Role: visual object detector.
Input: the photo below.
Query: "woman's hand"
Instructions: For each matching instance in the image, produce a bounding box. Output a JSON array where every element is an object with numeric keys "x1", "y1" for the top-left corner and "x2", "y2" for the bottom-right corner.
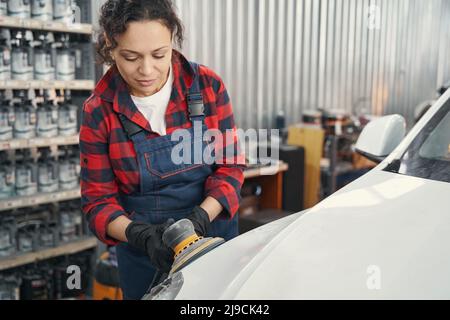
[
  {"x1": 186, "y1": 206, "x2": 211, "y2": 236},
  {"x1": 187, "y1": 196, "x2": 224, "y2": 236},
  {"x1": 125, "y1": 219, "x2": 175, "y2": 272}
]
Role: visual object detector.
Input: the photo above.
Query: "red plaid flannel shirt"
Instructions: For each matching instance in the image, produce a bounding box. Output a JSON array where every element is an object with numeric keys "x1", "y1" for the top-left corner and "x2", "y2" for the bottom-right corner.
[{"x1": 80, "y1": 50, "x2": 245, "y2": 245}]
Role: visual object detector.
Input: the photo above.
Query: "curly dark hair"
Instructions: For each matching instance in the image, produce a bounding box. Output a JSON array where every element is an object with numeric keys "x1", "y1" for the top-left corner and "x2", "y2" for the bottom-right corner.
[{"x1": 96, "y1": 0, "x2": 184, "y2": 65}]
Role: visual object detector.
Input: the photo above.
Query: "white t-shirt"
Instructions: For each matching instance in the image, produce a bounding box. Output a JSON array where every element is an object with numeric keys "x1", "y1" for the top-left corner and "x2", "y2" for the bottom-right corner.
[{"x1": 131, "y1": 65, "x2": 173, "y2": 136}]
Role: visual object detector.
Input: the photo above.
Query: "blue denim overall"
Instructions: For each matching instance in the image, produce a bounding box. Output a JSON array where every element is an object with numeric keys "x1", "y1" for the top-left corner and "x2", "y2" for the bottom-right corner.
[{"x1": 115, "y1": 63, "x2": 239, "y2": 300}]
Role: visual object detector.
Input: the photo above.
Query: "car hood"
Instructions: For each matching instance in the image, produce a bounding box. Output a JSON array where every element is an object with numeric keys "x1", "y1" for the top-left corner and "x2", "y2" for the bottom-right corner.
[{"x1": 175, "y1": 170, "x2": 450, "y2": 299}]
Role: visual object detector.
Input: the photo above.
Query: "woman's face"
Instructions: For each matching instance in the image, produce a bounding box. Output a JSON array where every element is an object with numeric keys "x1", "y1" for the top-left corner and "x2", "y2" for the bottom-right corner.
[{"x1": 110, "y1": 20, "x2": 173, "y2": 97}]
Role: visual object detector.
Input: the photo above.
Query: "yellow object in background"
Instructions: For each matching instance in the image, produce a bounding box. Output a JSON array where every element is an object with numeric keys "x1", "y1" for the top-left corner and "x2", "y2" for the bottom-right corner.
[
  {"x1": 92, "y1": 279, "x2": 123, "y2": 300},
  {"x1": 287, "y1": 125, "x2": 325, "y2": 208},
  {"x1": 92, "y1": 251, "x2": 123, "y2": 300}
]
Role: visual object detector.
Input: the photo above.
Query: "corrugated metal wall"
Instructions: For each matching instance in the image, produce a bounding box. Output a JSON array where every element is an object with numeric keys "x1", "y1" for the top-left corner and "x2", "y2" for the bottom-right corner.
[
  {"x1": 94, "y1": 0, "x2": 450, "y2": 129},
  {"x1": 173, "y1": 0, "x2": 450, "y2": 129}
]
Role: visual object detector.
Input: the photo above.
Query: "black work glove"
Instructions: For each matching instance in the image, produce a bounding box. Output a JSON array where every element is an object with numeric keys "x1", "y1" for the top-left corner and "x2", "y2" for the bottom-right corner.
[
  {"x1": 125, "y1": 219, "x2": 175, "y2": 272},
  {"x1": 186, "y1": 206, "x2": 211, "y2": 237}
]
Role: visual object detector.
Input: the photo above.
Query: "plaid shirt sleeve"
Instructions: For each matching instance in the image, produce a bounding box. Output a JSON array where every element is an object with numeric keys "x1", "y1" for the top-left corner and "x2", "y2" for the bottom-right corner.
[
  {"x1": 79, "y1": 95, "x2": 125, "y2": 246},
  {"x1": 203, "y1": 71, "x2": 246, "y2": 219}
]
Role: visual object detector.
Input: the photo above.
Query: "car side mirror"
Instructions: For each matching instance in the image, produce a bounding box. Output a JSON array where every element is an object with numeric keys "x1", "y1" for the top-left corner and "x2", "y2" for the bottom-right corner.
[{"x1": 355, "y1": 115, "x2": 406, "y2": 163}]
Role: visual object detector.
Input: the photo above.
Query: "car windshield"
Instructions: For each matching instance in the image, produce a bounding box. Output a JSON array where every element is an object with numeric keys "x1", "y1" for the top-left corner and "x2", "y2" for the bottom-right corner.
[{"x1": 384, "y1": 98, "x2": 450, "y2": 183}]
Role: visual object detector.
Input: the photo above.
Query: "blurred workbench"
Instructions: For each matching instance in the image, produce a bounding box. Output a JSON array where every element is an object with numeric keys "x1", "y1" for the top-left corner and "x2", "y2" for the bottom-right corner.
[{"x1": 243, "y1": 160, "x2": 288, "y2": 210}]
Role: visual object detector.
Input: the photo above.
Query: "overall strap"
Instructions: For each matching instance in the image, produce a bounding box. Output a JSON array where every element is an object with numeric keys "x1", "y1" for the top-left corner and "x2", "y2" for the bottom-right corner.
[
  {"x1": 119, "y1": 62, "x2": 205, "y2": 140},
  {"x1": 117, "y1": 113, "x2": 147, "y2": 143},
  {"x1": 187, "y1": 62, "x2": 205, "y2": 123}
]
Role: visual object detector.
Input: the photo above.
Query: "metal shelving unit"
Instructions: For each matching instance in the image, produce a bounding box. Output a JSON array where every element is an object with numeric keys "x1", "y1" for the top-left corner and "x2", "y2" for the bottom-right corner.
[
  {"x1": 0, "y1": 237, "x2": 97, "y2": 271},
  {"x1": 0, "y1": 6, "x2": 97, "y2": 277},
  {"x1": 0, "y1": 80, "x2": 95, "y2": 90},
  {"x1": 0, "y1": 135, "x2": 79, "y2": 151},
  {"x1": 0, "y1": 16, "x2": 92, "y2": 34},
  {"x1": 0, "y1": 188, "x2": 81, "y2": 212}
]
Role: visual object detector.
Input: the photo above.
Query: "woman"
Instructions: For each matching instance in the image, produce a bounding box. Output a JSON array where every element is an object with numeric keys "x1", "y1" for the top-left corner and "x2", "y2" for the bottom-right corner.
[{"x1": 80, "y1": 0, "x2": 244, "y2": 299}]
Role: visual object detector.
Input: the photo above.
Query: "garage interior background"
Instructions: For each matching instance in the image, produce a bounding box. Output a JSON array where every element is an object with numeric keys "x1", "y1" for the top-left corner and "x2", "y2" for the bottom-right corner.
[
  {"x1": 167, "y1": 0, "x2": 450, "y2": 129},
  {"x1": 0, "y1": 0, "x2": 449, "y2": 300}
]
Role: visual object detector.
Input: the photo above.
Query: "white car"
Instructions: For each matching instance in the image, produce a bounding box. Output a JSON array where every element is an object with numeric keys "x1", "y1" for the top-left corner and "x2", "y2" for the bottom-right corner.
[{"x1": 153, "y1": 89, "x2": 450, "y2": 300}]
